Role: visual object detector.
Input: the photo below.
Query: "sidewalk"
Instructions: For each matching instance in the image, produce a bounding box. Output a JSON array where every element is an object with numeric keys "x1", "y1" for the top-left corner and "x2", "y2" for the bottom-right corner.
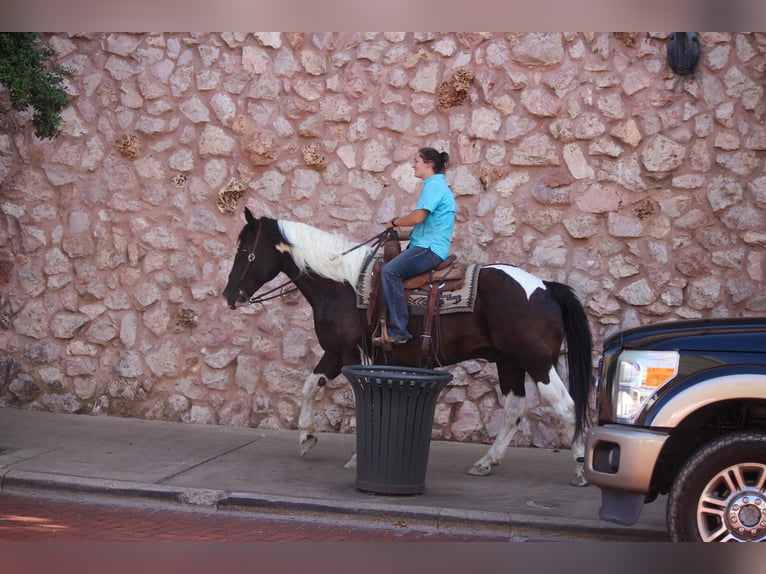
[{"x1": 0, "y1": 407, "x2": 668, "y2": 541}]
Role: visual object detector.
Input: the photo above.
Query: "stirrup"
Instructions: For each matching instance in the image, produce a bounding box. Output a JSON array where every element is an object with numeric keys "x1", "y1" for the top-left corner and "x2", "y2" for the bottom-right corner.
[
  {"x1": 373, "y1": 334, "x2": 410, "y2": 346},
  {"x1": 372, "y1": 320, "x2": 390, "y2": 348}
]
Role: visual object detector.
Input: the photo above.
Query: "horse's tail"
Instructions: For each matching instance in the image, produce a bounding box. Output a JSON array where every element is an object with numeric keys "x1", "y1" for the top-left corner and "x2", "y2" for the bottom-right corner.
[{"x1": 545, "y1": 281, "x2": 594, "y2": 438}]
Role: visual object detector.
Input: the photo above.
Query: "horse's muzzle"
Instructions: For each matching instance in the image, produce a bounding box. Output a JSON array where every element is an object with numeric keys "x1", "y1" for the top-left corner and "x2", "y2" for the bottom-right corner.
[
  {"x1": 222, "y1": 286, "x2": 246, "y2": 310},
  {"x1": 228, "y1": 292, "x2": 248, "y2": 309}
]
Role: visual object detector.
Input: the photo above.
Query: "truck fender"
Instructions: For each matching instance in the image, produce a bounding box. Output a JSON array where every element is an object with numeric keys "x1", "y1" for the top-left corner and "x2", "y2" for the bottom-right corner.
[{"x1": 648, "y1": 373, "x2": 766, "y2": 428}]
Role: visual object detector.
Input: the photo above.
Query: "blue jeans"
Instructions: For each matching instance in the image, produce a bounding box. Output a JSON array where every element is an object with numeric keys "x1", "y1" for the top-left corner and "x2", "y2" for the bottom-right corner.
[{"x1": 381, "y1": 246, "x2": 443, "y2": 339}]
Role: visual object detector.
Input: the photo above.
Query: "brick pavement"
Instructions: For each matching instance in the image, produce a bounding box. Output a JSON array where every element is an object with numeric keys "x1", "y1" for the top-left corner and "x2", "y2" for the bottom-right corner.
[{"x1": 0, "y1": 493, "x2": 513, "y2": 542}]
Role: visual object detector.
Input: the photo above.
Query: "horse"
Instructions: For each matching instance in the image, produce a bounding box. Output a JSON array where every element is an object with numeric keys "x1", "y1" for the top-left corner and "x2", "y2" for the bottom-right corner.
[{"x1": 223, "y1": 208, "x2": 594, "y2": 486}]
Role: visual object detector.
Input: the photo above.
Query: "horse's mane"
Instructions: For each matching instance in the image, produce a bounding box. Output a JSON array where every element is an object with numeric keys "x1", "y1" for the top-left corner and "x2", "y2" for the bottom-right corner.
[{"x1": 277, "y1": 221, "x2": 373, "y2": 292}]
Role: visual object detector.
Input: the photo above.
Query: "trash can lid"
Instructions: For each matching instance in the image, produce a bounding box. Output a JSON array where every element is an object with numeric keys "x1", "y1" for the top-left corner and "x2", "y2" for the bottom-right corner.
[{"x1": 342, "y1": 364, "x2": 453, "y2": 384}]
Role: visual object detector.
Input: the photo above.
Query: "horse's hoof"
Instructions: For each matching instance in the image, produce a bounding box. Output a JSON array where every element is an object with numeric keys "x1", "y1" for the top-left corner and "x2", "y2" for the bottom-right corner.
[
  {"x1": 570, "y1": 462, "x2": 589, "y2": 486},
  {"x1": 300, "y1": 434, "x2": 318, "y2": 456},
  {"x1": 467, "y1": 464, "x2": 492, "y2": 477},
  {"x1": 570, "y1": 475, "x2": 589, "y2": 487}
]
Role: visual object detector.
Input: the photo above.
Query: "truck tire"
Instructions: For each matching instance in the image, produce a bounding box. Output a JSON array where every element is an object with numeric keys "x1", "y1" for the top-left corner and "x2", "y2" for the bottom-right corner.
[{"x1": 667, "y1": 432, "x2": 766, "y2": 542}]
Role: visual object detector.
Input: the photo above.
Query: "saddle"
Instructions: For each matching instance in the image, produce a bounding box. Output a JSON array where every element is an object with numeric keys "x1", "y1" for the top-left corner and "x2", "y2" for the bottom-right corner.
[
  {"x1": 403, "y1": 254, "x2": 463, "y2": 291},
  {"x1": 369, "y1": 234, "x2": 464, "y2": 368}
]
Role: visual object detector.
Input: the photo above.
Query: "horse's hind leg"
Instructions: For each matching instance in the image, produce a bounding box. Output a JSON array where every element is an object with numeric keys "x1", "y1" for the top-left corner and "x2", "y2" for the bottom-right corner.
[
  {"x1": 536, "y1": 366, "x2": 588, "y2": 487},
  {"x1": 469, "y1": 361, "x2": 527, "y2": 477},
  {"x1": 468, "y1": 393, "x2": 528, "y2": 477},
  {"x1": 298, "y1": 372, "x2": 327, "y2": 456}
]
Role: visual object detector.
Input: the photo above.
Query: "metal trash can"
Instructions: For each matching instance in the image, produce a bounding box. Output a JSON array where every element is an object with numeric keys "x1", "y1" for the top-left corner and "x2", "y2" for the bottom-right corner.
[{"x1": 342, "y1": 364, "x2": 453, "y2": 495}]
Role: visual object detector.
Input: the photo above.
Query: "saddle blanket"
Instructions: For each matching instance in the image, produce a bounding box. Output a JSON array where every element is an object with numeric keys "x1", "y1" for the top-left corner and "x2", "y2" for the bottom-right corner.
[{"x1": 355, "y1": 257, "x2": 480, "y2": 316}]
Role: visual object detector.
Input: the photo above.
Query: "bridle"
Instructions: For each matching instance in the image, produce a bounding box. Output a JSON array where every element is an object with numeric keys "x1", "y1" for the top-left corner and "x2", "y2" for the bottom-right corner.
[{"x1": 236, "y1": 224, "x2": 299, "y2": 306}]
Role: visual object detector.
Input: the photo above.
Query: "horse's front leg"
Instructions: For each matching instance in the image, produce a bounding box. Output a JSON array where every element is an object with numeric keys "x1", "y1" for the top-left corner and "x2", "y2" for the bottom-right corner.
[
  {"x1": 298, "y1": 372, "x2": 328, "y2": 456},
  {"x1": 536, "y1": 367, "x2": 588, "y2": 487},
  {"x1": 299, "y1": 350, "x2": 346, "y2": 456}
]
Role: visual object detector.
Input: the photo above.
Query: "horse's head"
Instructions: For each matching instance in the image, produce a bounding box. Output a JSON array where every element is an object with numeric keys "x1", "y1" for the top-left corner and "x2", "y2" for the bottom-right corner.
[{"x1": 222, "y1": 208, "x2": 286, "y2": 309}]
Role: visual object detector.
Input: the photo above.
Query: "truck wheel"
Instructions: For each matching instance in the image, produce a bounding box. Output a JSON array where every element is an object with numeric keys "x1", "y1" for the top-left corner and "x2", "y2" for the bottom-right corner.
[{"x1": 667, "y1": 432, "x2": 766, "y2": 542}]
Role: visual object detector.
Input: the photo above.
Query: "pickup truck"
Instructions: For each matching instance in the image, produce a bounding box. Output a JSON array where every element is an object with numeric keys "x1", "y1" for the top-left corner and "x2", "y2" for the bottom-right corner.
[{"x1": 584, "y1": 317, "x2": 766, "y2": 542}]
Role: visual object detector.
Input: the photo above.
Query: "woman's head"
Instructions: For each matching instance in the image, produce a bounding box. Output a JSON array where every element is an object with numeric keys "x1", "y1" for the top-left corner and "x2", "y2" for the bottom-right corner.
[{"x1": 415, "y1": 147, "x2": 450, "y2": 176}]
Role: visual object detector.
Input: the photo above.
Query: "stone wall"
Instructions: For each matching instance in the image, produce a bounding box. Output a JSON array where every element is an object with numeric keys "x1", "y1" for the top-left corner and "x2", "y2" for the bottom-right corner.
[{"x1": 0, "y1": 32, "x2": 764, "y2": 449}]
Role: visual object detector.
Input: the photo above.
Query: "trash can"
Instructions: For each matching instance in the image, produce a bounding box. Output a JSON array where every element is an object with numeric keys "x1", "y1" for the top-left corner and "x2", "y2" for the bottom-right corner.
[{"x1": 342, "y1": 364, "x2": 453, "y2": 495}]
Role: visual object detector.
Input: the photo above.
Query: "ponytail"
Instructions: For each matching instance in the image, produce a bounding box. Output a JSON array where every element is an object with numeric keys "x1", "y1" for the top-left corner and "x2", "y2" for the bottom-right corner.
[{"x1": 418, "y1": 147, "x2": 450, "y2": 174}]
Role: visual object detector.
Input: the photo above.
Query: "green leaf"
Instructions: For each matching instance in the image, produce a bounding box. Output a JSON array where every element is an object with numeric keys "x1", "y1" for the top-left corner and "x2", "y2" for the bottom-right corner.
[{"x1": 0, "y1": 32, "x2": 71, "y2": 139}]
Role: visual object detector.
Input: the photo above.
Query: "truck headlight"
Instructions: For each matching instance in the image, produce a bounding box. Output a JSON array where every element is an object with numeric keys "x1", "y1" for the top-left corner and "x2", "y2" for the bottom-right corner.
[{"x1": 614, "y1": 350, "x2": 679, "y2": 423}]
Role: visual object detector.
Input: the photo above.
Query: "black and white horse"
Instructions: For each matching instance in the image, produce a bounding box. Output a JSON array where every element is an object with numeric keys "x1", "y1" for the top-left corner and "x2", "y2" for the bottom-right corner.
[{"x1": 223, "y1": 208, "x2": 594, "y2": 485}]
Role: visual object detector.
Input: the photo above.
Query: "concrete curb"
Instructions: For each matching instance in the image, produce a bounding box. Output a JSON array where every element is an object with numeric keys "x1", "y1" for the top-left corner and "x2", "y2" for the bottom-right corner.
[
  {"x1": 220, "y1": 491, "x2": 669, "y2": 541},
  {"x1": 1, "y1": 469, "x2": 668, "y2": 541},
  {"x1": 1, "y1": 470, "x2": 229, "y2": 506}
]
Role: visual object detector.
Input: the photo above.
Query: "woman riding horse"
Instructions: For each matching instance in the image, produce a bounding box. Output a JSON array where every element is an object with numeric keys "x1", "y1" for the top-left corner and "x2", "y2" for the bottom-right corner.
[{"x1": 380, "y1": 147, "x2": 455, "y2": 346}]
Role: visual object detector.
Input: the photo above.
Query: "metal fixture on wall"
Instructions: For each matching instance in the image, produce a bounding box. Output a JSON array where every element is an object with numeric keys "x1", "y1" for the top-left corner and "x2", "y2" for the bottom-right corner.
[{"x1": 667, "y1": 32, "x2": 701, "y2": 76}]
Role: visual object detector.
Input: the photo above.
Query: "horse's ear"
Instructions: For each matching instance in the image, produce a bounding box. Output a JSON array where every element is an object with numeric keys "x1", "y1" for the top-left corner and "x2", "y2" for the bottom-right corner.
[{"x1": 244, "y1": 207, "x2": 256, "y2": 226}]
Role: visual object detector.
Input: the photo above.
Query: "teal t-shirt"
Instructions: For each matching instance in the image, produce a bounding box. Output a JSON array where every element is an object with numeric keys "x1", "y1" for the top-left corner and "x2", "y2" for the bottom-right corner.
[{"x1": 409, "y1": 173, "x2": 455, "y2": 260}]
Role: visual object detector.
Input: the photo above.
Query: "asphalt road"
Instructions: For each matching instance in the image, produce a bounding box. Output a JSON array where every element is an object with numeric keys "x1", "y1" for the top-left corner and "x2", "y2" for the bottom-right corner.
[{"x1": 1, "y1": 492, "x2": 703, "y2": 574}]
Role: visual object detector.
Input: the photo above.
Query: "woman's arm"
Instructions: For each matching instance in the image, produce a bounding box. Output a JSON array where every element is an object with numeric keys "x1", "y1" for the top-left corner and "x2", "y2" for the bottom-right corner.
[{"x1": 386, "y1": 208, "x2": 428, "y2": 230}]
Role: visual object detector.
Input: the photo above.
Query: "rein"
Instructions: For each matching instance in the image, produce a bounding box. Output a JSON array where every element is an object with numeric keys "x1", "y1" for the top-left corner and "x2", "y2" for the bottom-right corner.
[
  {"x1": 347, "y1": 228, "x2": 391, "y2": 281},
  {"x1": 334, "y1": 229, "x2": 389, "y2": 259},
  {"x1": 241, "y1": 227, "x2": 391, "y2": 307},
  {"x1": 247, "y1": 280, "x2": 298, "y2": 305}
]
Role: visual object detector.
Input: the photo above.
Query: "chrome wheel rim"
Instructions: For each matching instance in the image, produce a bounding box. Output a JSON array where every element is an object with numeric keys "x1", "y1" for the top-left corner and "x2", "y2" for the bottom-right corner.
[{"x1": 697, "y1": 462, "x2": 766, "y2": 542}]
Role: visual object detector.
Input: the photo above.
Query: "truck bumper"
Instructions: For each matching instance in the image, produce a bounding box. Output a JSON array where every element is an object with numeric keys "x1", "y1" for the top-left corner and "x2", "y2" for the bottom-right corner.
[{"x1": 584, "y1": 425, "x2": 669, "y2": 526}]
